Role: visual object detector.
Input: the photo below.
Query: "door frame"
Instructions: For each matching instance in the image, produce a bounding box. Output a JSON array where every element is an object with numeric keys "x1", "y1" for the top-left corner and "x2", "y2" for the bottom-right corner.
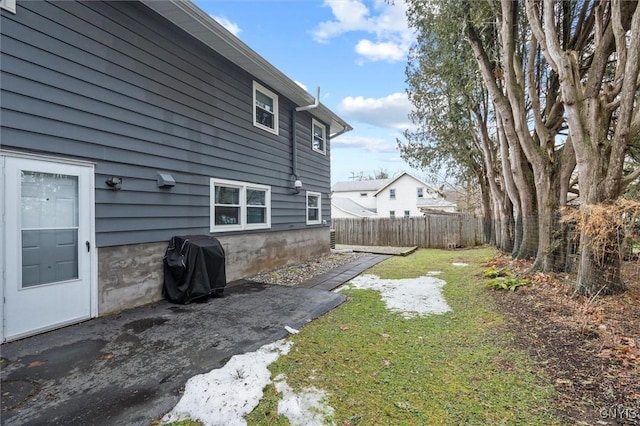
[{"x1": 1, "y1": 150, "x2": 98, "y2": 342}]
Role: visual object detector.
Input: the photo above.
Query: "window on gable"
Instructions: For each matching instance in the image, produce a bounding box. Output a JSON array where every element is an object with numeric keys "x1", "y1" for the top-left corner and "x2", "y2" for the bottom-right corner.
[
  {"x1": 253, "y1": 81, "x2": 279, "y2": 135},
  {"x1": 211, "y1": 178, "x2": 271, "y2": 232},
  {"x1": 306, "y1": 191, "x2": 322, "y2": 225},
  {"x1": 417, "y1": 188, "x2": 424, "y2": 198},
  {"x1": 312, "y1": 119, "x2": 326, "y2": 154},
  {"x1": 0, "y1": 0, "x2": 16, "y2": 13},
  {"x1": 389, "y1": 189, "x2": 396, "y2": 199}
]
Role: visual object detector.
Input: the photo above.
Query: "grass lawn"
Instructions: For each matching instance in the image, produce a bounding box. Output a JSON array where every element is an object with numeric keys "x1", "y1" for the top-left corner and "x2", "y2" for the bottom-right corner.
[{"x1": 245, "y1": 248, "x2": 560, "y2": 425}]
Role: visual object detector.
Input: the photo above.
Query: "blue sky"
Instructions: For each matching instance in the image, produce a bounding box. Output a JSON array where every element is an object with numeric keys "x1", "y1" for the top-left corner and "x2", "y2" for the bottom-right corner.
[{"x1": 192, "y1": 0, "x2": 422, "y2": 185}]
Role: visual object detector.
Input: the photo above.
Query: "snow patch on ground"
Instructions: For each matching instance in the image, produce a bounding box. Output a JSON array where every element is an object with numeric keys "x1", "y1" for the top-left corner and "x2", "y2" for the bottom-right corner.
[
  {"x1": 163, "y1": 272, "x2": 455, "y2": 425},
  {"x1": 342, "y1": 274, "x2": 451, "y2": 317},
  {"x1": 452, "y1": 262, "x2": 469, "y2": 266},
  {"x1": 162, "y1": 339, "x2": 293, "y2": 426},
  {"x1": 274, "y1": 374, "x2": 335, "y2": 426}
]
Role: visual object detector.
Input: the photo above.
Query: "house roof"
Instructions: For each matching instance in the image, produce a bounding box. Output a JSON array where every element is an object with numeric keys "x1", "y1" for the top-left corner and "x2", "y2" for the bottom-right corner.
[
  {"x1": 332, "y1": 179, "x2": 390, "y2": 192},
  {"x1": 416, "y1": 198, "x2": 457, "y2": 208},
  {"x1": 373, "y1": 171, "x2": 435, "y2": 196},
  {"x1": 332, "y1": 172, "x2": 443, "y2": 196},
  {"x1": 140, "y1": 0, "x2": 352, "y2": 138},
  {"x1": 331, "y1": 197, "x2": 378, "y2": 217}
]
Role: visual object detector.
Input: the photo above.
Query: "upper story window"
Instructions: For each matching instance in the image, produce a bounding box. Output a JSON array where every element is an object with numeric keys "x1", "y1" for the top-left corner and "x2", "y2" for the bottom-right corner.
[
  {"x1": 417, "y1": 188, "x2": 424, "y2": 198},
  {"x1": 306, "y1": 191, "x2": 322, "y2": 225},
  {"x1": 210, "y1": 178, "x2": 271, "y2": 232},
  {"x1": 389, "y1": 189, "x2": 396, "y2": 199},
  {"x1": 0, "y1": 0, "x2": 16, "y2": 13},
  {"x1": 253, "y1": 81, "x2": 279, "y2": 135},
  {"x1": 312, "y1": 119, "x2": 326, "y2": 154}
]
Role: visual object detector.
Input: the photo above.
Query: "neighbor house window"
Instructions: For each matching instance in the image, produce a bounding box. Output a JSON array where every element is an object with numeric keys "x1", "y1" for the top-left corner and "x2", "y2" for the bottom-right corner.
[
  {"x1": 0, "y1": 0, "x2": 16, "y2": 13},
  {"x1": 210, "y1": 178, "x2": 271, "y2": 232},
  {"x1": 389, "y1": 189, "x2": 396, "y2": 199},
  {"x1": 417, "y1": 188, "x2": 424, "y2": 198},
  {"x1": 390, "y1": 210, "x2": 396, "y2": 218},
  {"x1": 312, "y1": 119, "x2": 326, "y2": 154},
  {"x1": 404, "y1": 210, "x2": 410, "y2": 218},
  {"x1": 253, "y1": 81, "x2": 279, "y2": 135},
  {"x1": 306, "y1": 191, "x2": 322, "y2": 225}
]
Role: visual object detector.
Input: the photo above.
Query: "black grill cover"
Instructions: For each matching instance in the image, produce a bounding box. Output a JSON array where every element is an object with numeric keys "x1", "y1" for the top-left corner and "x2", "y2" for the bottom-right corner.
[{"x1": 163, "y1": 235, "x2": 226, "y2": 304}]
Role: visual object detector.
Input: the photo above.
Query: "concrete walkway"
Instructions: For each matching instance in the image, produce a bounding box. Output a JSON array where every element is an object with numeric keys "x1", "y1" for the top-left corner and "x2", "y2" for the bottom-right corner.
[
  {"x1": 0, "y1": 254, "x2": 389, "y2": 426},
  {"x1": 296, "y1": 253, "x2": 391, "y2": 291}
]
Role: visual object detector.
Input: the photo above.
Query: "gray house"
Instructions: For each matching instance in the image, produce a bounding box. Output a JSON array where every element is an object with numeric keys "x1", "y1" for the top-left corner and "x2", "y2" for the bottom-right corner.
[{"x1": 0, "y1": 0, "x2": 351, "y2": 341}]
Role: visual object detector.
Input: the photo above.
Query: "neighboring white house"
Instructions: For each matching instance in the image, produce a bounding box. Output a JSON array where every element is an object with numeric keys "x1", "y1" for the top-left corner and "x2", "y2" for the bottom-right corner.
[{"x1": 331, "y1": 172, "x2": 457, "y2": 219}]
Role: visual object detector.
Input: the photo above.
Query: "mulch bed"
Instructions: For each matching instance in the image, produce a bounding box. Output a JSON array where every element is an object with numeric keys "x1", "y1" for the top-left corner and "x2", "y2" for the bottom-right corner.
[{"x1": 488, "y1": 255, "x2": 640, "y2": 425}]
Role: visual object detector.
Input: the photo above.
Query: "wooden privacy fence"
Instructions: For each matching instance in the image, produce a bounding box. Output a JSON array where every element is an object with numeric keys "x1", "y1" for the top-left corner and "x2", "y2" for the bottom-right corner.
[{"x1": 332, "y1": 214, "x2": 486, "y2": 249}]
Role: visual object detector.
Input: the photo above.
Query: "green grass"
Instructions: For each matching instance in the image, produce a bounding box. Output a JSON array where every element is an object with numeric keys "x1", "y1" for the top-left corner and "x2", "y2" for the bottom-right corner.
[{"x1": 246, "y1": 248, "x2": 560, "y2": 425}]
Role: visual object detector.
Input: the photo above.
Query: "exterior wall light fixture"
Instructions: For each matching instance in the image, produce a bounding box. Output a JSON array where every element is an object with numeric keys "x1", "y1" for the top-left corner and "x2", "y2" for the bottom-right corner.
[
  {"x1": 106, "y1": 176, "x2": 123, "y2": 191},
  {"x1": 293, "y1": 179, "x2": 302, "y2": 195}
]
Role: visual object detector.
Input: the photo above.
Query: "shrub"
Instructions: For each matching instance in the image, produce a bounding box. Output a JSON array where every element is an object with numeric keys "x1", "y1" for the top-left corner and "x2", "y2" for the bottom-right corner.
[{"x1": 486, "y1": 277, "x2": 529, "y2": 291}]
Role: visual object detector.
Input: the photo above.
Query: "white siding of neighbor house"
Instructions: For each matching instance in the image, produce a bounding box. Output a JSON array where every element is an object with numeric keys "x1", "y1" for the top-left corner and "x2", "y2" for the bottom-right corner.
[{"x1": 376, "y1": 174, "x2": 436, "y2": 217}]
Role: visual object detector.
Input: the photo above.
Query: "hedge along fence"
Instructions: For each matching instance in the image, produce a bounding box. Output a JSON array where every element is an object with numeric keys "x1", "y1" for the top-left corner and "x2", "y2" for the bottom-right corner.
[{"x1": 332, "y1": 214, "x2": 487, "y2": 249}]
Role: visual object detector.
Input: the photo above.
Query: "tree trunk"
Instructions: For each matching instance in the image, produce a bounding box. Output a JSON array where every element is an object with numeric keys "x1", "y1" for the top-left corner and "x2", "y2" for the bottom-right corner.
[
  {"x1": 575, "y1": 173, "x2": 628, "y2": 295},
  {"x1": 576, "y1": 231, "x2": 627, "y2": 295}
]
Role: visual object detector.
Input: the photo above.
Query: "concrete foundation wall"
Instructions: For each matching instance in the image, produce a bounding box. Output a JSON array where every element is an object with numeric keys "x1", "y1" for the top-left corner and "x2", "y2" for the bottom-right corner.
[{"x1": 97, "y1": 228, "x2": 330, "y2": 315}]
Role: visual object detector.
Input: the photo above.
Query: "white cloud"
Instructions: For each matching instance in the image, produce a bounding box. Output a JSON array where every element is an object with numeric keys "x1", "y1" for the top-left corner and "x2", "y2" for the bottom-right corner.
[
  {"x1": 330, "y1": 135, "x2": 396, "y2": 153},
  {"x1": 337, "y1": 92, "x2": 413, "y2": 130},
  {"x1": 313, "y1": 0, "x2": 413, "y2": 63},
  {"x1": 355, "y1": 39, "x2": 406, "y2": 62},
  {"x1": 313, "y1": 0, "x2": 371, "y2": 41},
  {"x1": 210, "y1": 15, "x2": 241, "y2": 36}
]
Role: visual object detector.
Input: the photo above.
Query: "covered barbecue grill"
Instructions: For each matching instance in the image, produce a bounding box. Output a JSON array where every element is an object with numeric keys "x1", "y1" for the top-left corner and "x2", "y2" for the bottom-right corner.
[{"x1": 163, "y1": 235, "x2": 226, "y2": 304}]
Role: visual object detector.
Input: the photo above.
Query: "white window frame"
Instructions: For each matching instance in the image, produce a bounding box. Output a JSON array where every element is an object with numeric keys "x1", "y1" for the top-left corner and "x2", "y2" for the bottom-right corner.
[
  {"x1": 404, "y1": 210, "x2": 410, "y2": 218},
  {"x1": 306, "y1": 191, "x2": 322, "y2": 225},
  {"x1": 311, "y1": 119, "x2": 326, "y2": 154},
  {"x1": 253, "y1": 81, "x2": 279, "y2": 135},
  {"x1": 417, "y1": 187, "x2": 424, "y2": 198},
  {"x1": 389, "y1": 189, "x2": 396, "y2": 200},
  {"x1": 0, "y1": 0, "x2": 16, "y2": 13},
  {"x1": 210, "y1": 178, "x2": 271, "y2": 232},
  {"x1": 390, "y1": 210, "x2": 396, "y2": 218}
]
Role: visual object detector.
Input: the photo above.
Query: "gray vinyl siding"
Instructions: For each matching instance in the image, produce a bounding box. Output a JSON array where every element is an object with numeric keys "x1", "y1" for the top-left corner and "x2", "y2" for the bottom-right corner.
[{"x1": 0, "y1": 0, "x2": 332, "y2": 247}]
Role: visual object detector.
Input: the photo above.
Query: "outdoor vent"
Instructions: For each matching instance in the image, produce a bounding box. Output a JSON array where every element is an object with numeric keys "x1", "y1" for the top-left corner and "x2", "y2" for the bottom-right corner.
[{"x1": 157, "y1": 173, "x2": 176, "y2": 188}]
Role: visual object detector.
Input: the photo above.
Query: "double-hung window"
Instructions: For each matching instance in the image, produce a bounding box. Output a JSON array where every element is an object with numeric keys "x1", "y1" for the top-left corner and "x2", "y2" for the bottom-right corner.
[
  {"x1": 211, "y1": 178, "x2": 271, "y2": 232},
  {"x1": 389, "y1": 189, "x2": 396, "y2": 199},
  {"x1": 312, "y1": 119, "x2": 326, "y2": 154},
  {"x1": 253, "y1": 81, "x2": 279, "y2": 135},
  {"x1": 417, "y1": 187, "x2": 424, "y2": 198},
  {"x1": 306, "y1": 191, "x2": 322, "y2": 225}
]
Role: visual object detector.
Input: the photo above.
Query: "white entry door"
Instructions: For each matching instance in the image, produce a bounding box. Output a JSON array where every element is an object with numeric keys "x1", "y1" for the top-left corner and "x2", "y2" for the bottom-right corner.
[{"x1": 2, "y1": 155, "x2": 95, "y2": 341}]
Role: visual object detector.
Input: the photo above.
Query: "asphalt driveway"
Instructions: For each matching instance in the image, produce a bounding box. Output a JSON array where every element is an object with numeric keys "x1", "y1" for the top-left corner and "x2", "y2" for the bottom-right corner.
[{"x1": 0, "y1": 281, "x2": 346, "y2": 425}]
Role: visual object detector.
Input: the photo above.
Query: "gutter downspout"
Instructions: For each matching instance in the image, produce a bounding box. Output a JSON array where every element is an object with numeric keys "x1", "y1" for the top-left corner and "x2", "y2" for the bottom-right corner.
[{"x1": 291, "y1": 87, "x2": 321, "y2": 192}]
